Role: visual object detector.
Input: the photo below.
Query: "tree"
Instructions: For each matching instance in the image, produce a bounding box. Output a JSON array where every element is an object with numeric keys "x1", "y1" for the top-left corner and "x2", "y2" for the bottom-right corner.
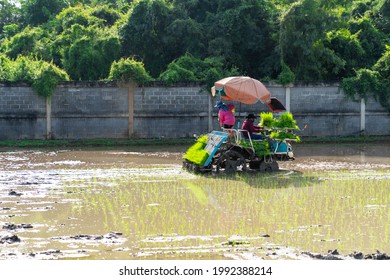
[
  {"x1": 278, "y1": 0, "x2": 339, "y2": 81},
  {"x1": 20, "y1": 0, "x2": 68, "y2": 26},
  {"x1": 62, "y1": 33, "x2": 121, "y2": 80},
  {"x1": 91, "y1": 4, "x2": 122, "y2": 26},
  {"x1": 342, "y1": 46, "x2": 390, "y2": 112},
  {"x1": 158, "y1": 53, "x2": 239, "y2": 89},
  {"x1": 55, "y1": 4, "x2": 104, "y2": 31},
  {"x1": 119, "y1": 0, "x2": 178, "y2": 77},
  {"x1": 348, "y1": 16, "x2": 389, "y2": 68},
  {"x1": 205, "y1": 0, "x2": 278, "y2": 78},
  {"x1": 322, "y1": 28, "x2": 365, "y2": 79},
  {"x1": 1, "y1": 26, "x2": 44, "y2": 59},
  {"x1": 0, "y1": 0, "x2": 21, "y2": 37},
  {"x1": 372, "y1": 0, "x2": 390, "y2": 34}
]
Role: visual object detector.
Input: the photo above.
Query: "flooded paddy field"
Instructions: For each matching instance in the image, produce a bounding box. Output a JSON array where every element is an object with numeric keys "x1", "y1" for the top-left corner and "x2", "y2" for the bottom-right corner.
[{"x1": 1, "y1": 143, "x2": 389, "y2": 260}]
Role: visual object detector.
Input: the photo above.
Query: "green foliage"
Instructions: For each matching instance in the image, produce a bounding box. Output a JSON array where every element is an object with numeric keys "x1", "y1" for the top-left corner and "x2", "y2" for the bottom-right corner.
[
  {"x1": 260, "y1": 112, "x2": 299, "y2": 130},
  {"x1": 259, "y1": 112, "x2": 275, "y2": 128},
  {"x1": 21, "y1": 0, "x2": 68, "y2": 26},
  {"x1": 342, "y1": 45, "x2": 390, "y2": 112},
  {"x1": 0, "y1": 1, "x2": 21, "y2": 37},
  {"x1": 91, "y1": 5, "x2": 121, "y2": 26},
  {"x1": 342, "y1": 68, "x2": 381, "y2": 101},
  {"x1": 1, "y1": 26, "x2": 44, "y2": 59},
  {"x1": 55, "y1": 4, "x2": 105, "y2": 31},
  {"x1": 0, "y1": 53, "x2": 12, "y2": 80},
  {"x1": 2, "y1": 24, "x2": 20, "y2": 39},
  {"x1": 9, "y1": 56, "x2": 37, "y2": 82},
  {"x1": 374, "y1": 45, "x2": 390, "y2": 78},
  {"x1": 348, "y1": 16, "x2": 389, "y2": 69},
  {"x1": 0, "y1": 54, "x2": 69, "y2": 97},
  {"x1": 119, "y1": 0, "x2": 176, "y2": 77},
  {"x1": 204, "y1": 0, "x2": 278, "y2": 78},
  {"x1": 32, "y1": 63, "x2": 69, "y2": 97},
  {"x1": 270, "y1": 130, "x2": 301, "y2": 142},
  {"x1": 261, "y1": 112, "x2": 300, "y2": 141},
  {"x1": 63, "y1": 33, "x2": 121, "y2": 80},
  {"x1": 273, "y1": 112, "x2": 299, "y2": 129},
  {"x1": 159, "y1": 63, "x2": 197, "y2": 84},
  {"x1": 108, "y1": 57, "x2": 152, "y2": 85},
  {"x1": 277, "y1": 60, "x2": 295, "y2": 85},
  {"x1": 0, "y1": 0, "x2": 388, "y2": 115},
  {"x1": 372, "y1": 0, "x2": 390, "y2": 34},
  {"x1": 322, "y1": 28, "x2": 365, "y2": 78},
  {"x1": 279, "y1": 0, "x2": 339, "y2": 81},
  {"x1": 159, "y1": 53, "x2": 239, "y2": 89},
  {"x1": 183, "y1": 135, "x2": 209, "y2": 166},
  {"x1": 239, "y1": 139, "x2": 270, "y2": 156}
]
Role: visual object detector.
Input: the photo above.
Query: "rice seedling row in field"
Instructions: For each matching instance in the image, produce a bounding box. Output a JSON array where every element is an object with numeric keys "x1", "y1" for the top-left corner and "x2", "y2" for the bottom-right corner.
[{"x1": 63, "y1": 168, "x2": 389, "y2": 257}]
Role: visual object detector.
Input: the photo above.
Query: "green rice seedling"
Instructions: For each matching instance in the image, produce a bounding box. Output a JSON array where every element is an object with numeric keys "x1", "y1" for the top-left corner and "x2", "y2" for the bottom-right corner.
[
  {"x1": 259, "y1": 112, "x2": 275, "y2": 128},
  {"x1": 270, "y1": 130, "x2": 301, "y2": 142},
  {"x1": 183, "y1": 135, "x2": 209, "y2": 166},
  {"x1": 239, "y1": 139, "x2": 270, "y2": 156},
  {"x1": 273, "y1": 112, "x2": 299, "y2": 129},
  {"x1": 60, "y1": 165, "x2": 389, "y2": 259}
]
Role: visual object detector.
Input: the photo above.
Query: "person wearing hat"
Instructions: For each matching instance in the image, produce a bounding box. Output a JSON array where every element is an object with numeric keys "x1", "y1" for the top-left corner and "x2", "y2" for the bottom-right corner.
[
  {"x1": 215, "y1": 101, "x2": 235, "y2": 129},
  {"x1": 241, "y1": 113, "x2": 263, "y2": 140}
]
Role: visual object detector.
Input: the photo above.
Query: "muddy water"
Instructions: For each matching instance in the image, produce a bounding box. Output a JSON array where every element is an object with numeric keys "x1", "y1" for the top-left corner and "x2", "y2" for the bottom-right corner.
[{"x1": 0, "y1": 143, "x2": 389, "y2": 260}]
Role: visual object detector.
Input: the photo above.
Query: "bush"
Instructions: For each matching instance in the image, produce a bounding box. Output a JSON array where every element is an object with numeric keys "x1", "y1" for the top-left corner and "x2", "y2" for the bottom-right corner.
[
  {"x1": 277, "y1": 60, "x2": 295, "y2": 86},
  {"x1": 158, "y1": 63, "x2": 197, "y2": 85},
  {"x1": 32, "y1": 63, "x2": 69, "y2": 97},
  {"x1": 342, "y1": 46, "x2": 390, "y2": 112},
  {"x1": 159, "y1": 53, "x2": 239, "y2": 89},
  {"x1": 108, "y1": 58, "x2": 152, "y2": 85},
  {"x1": 342, "y1": 69, "x2": 381, "y2": 101},
  {"x1": 0, "y1": 54, "x2": 12, "y2": 80},
  {"x1": 0, "y1": 55, "x2": 69, "y2": 97}
]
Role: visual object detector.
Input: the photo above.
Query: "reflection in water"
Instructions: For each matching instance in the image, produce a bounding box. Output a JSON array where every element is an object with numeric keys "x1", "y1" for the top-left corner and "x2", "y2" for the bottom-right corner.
[{"x1": 62, "y1": 169, "x2": 389, "y2": 260}]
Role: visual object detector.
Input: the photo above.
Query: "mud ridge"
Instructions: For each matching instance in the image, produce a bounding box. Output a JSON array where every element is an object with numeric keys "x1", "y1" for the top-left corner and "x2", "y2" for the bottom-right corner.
[
  {"x1": 302, "y1": 249, "x2": 390, "y2": 260},
  {"x1": 0, "y1": 235, "x2": 21, "y2": 244}
]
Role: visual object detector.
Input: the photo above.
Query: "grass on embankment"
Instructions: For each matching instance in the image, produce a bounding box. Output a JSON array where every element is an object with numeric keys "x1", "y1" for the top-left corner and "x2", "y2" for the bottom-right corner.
[{"x1": 0, "y1": 135, "x2": 389, "y2": 149}]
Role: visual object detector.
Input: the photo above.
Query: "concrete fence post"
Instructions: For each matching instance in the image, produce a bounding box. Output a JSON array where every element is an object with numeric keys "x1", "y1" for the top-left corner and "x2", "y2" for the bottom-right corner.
[
  {"x1": 360, "y1": 98, "x2": 366, "y2": 134},
  {"x1": 128, "y1": 83, "x2": 135, "y2": 138},
  {"x1": 208, "y1": 93, "x2": 213, "y2": 132},
  {"x1": 285, "y1": 86, "x2": 291, "y2": 112},
  {"x1": 46, "y1": 96, "x2": 52, "y2": 139}
]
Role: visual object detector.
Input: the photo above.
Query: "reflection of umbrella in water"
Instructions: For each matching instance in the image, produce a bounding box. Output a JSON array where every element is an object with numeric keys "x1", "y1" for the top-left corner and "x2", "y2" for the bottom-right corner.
[{"x1": 211, "y1": 76, "x2": 286, "y2": 112}]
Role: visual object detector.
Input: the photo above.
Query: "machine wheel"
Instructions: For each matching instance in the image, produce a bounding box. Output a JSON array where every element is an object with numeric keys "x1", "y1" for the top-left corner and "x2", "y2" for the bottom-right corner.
[
  {"x1": 215, "y1": 150, "x2": 247, "y2": 174},
  {"x1": 259, "y1": 160, "x2": 279, "y2": 172}
]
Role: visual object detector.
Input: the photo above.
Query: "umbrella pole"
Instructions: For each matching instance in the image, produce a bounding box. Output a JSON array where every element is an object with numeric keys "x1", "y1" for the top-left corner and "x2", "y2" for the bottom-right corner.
[{"x1": 237, "y1": 103, "x2": 242, "y2": 129}]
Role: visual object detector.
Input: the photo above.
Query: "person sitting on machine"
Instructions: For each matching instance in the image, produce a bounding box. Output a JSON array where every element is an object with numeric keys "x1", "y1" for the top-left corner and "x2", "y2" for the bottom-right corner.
[{"x1": 241, "y1": 113, "x2": 263, "y2": 140}]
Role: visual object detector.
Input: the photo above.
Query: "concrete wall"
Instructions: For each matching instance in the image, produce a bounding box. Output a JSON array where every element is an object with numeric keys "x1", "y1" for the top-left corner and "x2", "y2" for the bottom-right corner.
[
  {"x1": 51, "y1": 83, "x2": 129, "y2": 139},
  {"x1": 0, "y1": 81, "x2": 389, "y2": 140},
  {"x1": 133, "y1": 85, "x2": 209, "y2": 138},
  {"x1": 0, "y1": 84, "x2": 47, "y2": 139}
]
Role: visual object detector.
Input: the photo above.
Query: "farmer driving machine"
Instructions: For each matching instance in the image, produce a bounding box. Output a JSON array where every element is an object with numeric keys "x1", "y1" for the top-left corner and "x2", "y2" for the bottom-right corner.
[{"x1": 182, "y1": 76, "x2": 300, "y2": 174}]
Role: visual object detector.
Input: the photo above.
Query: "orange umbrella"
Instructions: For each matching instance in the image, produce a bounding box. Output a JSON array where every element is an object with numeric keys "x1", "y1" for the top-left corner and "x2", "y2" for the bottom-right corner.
[
  {"x1": 211, "y1": 76, "x2": 285, "y2": 112},
  {"x1": 212, "y1": 76, "x2": 271, "y2": 104}
]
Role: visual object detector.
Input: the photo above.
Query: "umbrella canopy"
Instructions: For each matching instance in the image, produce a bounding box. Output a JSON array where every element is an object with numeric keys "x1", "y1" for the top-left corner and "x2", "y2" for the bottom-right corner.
[
  {"x1": 212, "y1": 76, "x2": 271, "y2": 104},
  {"x1": 211, "y1": 76, "x2": 286, "y2": 112}
]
